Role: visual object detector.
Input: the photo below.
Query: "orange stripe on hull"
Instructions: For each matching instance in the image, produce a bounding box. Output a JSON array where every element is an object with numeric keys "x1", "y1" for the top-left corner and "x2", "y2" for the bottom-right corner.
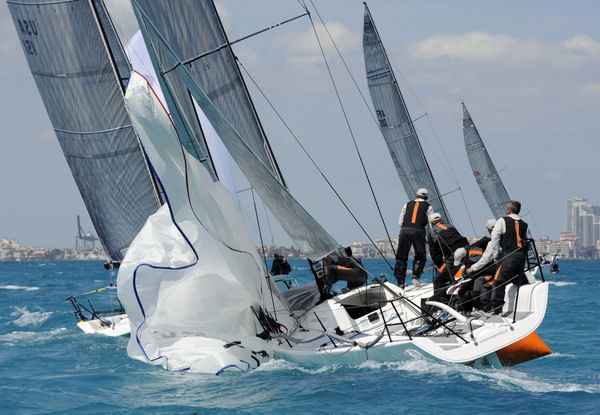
[{"x1": 496, "y1": 331, "x2": 553, "y2": 366}]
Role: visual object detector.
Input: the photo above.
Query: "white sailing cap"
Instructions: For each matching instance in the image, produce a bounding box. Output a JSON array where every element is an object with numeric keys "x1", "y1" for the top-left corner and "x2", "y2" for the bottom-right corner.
[
  {"x1": 453, "y1": 247, "x2": 467, "y2": 266},
  {"x1": 429, "y1": 212, "x2": 441, "y2": 223},
  {"x1": 416, "y1": 188, "x2": 428, "y2": 197},
  {"x1": 486, "y1": 219, "x2": 497, "y2": 230}
]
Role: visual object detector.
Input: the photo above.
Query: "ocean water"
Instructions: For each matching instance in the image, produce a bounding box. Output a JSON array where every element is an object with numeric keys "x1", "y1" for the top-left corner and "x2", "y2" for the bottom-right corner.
[{"x1": 1, "y1": 259, "x2": 598, "y2": 414}]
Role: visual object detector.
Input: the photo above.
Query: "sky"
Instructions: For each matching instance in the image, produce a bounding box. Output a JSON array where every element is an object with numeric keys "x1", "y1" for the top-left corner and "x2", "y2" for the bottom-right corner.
[{"x1": 1, "y1": 0, "x2": 599, "y2": 250}]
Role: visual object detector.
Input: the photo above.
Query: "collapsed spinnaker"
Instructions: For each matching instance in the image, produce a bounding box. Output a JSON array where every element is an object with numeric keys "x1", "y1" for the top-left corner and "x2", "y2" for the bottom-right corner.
[{"x1": 119, "y1": 73, "x2": 285, "y2": 373}]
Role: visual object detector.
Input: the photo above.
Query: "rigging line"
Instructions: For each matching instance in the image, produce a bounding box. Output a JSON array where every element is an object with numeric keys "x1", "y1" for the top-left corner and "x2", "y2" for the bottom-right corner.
[
  {"x1": 250, "y1": 187, "x2": 278, "y2": 320},
  {"x1": 262, "y1": 199, "x2": 275, "y2": 245},
  {"x1": 236, "y1": 58, "x2": 394, "y2": 270},
  {"x1": 307, "y1": 0, "x2": 395, "y2": 257}
]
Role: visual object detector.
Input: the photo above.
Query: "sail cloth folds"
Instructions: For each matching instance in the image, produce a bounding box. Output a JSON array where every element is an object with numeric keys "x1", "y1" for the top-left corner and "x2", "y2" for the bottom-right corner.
[
  {"x1": 7, "y1": 0, "x2": 160, "y2": 261},
  {"x1": 133, "y1": 0, "x2": 285, "y2": 186},
  {"x1": 119, "y1": 73, "x2": 280, "y2": 373},
  {"x1": 132, "y1": 2, "x2": 341, "y2": 260},
  {"x1": 362, "y1": 4, "x2": 451, "y2": 223},
  {"x1": 462, "y1": 103, "x2": 511, "y2": 219}
]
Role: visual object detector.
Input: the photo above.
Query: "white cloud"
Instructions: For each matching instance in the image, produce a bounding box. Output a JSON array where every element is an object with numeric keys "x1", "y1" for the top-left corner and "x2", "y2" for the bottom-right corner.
[
  {"x1": 562, "y1": 35, "x2": 600, "y2": 58},
  {"x1": 545, "y1": 170, "x2": 563, "y2": 180},
  {"x1": 580, "y1": 82, "x2": 600, "y2": 96},
  {"x1": 214, "y1": 2, "x2": 233, "y2": 34},
  {"x1": 271, "y1": 21, "x2": 358, "y2": 64},
  {"x1": 409, "y1": 32, "x2": 542, "y2": 64},
  {"x1": 409, "y1": 32, "x2": 600, "y2": 69}
]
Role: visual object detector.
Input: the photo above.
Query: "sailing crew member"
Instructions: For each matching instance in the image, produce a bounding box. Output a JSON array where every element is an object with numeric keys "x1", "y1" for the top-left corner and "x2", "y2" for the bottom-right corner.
[
  {"x1": 459, "y1": 219, "x2": 498, "y2": 311},
  {"x1": 428, "y1": 213, "x2": 469, "y2": 302},
  {"x1": 393, "y1": 188, "x2": 433, "y2": 288},
  {"x1": 271, "y1": 253, "x2": 291, "y2": 276},
  {"x1": 486, "y1": 201, "x2": 530, "y2": 314},
  {"x1": 551, "y1": 254, "x2": 559, "y2": 273},
  {"x1": 324, "y1": 247, "x2": 367, "y2": 290}
]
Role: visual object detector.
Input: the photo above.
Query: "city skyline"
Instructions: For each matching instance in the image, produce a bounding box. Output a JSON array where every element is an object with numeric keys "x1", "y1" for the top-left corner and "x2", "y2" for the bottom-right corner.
[{"x1": 1, "y1": 1, "x2": 599, "y2": 249}]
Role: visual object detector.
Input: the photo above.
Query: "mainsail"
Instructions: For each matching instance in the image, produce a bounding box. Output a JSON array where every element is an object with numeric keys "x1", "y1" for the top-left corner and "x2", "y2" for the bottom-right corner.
[
  {"x1": 462, "y1": 103, "x2": 511, "y2": 219},
  {"x1": 362, "y1": 3, "x2": 451, "y2": 222},
  {"x1": 132, "y1": 0, "x2": 286, "y2": 187},
  {"x1": 131, "y1": 0, "x2": 340, "y2": 260},
  {"x1": 7, "y1": 0, "x2": 161, "y2": 261}
]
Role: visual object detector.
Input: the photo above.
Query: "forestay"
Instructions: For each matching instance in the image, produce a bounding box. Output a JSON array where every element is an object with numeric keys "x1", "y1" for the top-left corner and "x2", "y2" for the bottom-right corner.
[
  {"x1": 7, "y1": 0, "x2": 160, "y2": 261},
  {"x1": 462, "y1": 103, "x2": 511, "y2": 219},
  {"x1": 362, "y1": 4, "x2": 451, "y2": 222},
  {"x1": 133, "y1": 0, "x2": 286, "y2": 186},
  {"x1": 132, "y1": 1, "x2": 341, "y2": 260},
  {"x1": 119, "y1": 73, "x2": 283, "y2": 373}
]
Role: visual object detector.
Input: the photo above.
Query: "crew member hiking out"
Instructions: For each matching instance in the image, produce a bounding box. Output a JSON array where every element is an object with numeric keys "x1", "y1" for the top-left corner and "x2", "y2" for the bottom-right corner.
[
  {"x1": 487, "y1": 200, "x2": 529, "y2": 314},
  {"x1": 393, "y1": 188, "x2": 433, "y2": 288},
  {"x1": 427, "y1": 213, "x2": 469, "y2": 302},
  {"x1": 324, "y1": 246, "x2": 367, "y2": 291}
]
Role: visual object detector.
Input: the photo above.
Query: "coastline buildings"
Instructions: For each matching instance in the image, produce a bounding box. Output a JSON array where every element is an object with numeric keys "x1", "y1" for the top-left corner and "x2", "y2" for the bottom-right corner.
[{"x1": 0, "y1": 237, "x2": 106, "y2": 261}]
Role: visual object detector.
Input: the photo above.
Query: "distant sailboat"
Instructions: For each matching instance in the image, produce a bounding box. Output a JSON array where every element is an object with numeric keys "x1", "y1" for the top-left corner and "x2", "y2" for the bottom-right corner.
[
  {"x1": 462, "y1": 103, "x2": 511, "y2": 219},
  {"x1": 362, "y1": 2, "x2": 451, "y2": 222}
]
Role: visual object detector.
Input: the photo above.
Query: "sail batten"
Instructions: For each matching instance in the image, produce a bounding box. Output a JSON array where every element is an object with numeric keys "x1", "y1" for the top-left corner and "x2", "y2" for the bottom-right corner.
[
  {"x1": 362, "y1": 3, "x2": 451, "y2": 223},
  {"x1": 462, "y1": 103, "x2": 511, "y2": 219},
  {"x1": 7, "y1": 0, "x2": 161, "y2": 261}
]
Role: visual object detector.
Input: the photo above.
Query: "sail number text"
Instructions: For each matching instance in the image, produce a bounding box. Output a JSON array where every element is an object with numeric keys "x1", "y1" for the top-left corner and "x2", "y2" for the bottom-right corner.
[
  {"x1": 376, "y1": 109, "x2": 388, "y2": 128},
  {"x1": 17, "y1": 19, "x2": 38, "y2": 56}
]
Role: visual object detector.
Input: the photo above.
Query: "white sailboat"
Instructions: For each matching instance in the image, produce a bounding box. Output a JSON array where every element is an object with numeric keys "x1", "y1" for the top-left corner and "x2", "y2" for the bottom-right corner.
[
  {"x1": 9, "y1": 0, "x2": 552, "y2": 371},
  {"x1": 115, "y1": 0, "x2": 552, "y2": 373}
]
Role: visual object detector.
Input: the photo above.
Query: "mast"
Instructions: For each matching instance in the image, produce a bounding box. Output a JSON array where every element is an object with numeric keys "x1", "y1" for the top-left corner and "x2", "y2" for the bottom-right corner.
[
  {"x1": 362, "y1": 3, "x2": 452, "y2": 222},
  {"x1": 7, "y1": 0, "x2": 161, "y2": 261},
  {"x1": 462, "y1": 103, "x2": 511, "y2": 219}
]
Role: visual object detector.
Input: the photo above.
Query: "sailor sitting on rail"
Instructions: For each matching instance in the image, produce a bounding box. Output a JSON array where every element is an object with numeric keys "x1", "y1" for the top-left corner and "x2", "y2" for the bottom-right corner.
[
  {"x1": 427, "y1": 213, "x2": 469, "y2": 303},
  {"x1": 323, "y1": 246, "x2": 367, "y2": 291}
]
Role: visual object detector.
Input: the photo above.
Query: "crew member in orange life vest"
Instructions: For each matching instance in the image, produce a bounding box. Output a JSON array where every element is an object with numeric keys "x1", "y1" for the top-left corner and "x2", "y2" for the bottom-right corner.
[
  {"x1": 393, "y1": 188, "x2": 433, "y2": 288},
  {"x1": 486, "y1": 201, "x2": 529, "y2": 314},
  {"x1": 427, "y1": 213, "x2": 469, "y2": 302}
]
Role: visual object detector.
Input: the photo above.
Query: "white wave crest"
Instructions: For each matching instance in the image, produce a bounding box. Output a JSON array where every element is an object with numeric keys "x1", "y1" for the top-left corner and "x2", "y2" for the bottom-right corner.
[
  {"x1": 548, "y1": 281, "x2": 576, "y2": 287},
  {"x1": 262, "y1": 350, "x2": 599, "y2": 394},
  {"x1": 0, "y1": 328, "x2": 67, "y2": 346},
  {"x1": 0, "y1": 285, "x2": 39, "y2": 291},
  {"x1": 11, "y1": 306, "x2": 52, "y2": 327}
]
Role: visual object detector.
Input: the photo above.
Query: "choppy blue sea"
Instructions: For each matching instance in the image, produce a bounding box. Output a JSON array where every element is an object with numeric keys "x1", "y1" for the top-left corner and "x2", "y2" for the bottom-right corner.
[{"x1": 1, "y1": 259, "x2": 598, "y2": 414}]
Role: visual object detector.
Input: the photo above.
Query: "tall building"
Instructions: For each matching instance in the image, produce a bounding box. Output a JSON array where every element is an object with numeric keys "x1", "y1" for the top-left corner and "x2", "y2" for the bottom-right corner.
[{"x1": 566, "y1": 197, "x2": 600, "y2": 249}]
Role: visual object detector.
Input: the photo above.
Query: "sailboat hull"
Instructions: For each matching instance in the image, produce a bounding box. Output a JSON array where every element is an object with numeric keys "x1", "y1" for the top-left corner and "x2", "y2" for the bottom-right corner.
[{"x1": 272, "y1": 278, "x2": 550, "y2": 368}]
